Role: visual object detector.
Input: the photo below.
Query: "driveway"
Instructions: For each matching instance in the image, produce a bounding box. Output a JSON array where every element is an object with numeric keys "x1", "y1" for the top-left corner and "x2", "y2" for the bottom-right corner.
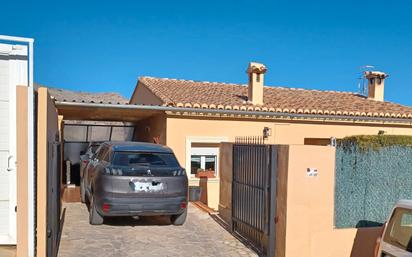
[{"x1": 58, "y1": 203, "x2": 257, "y2": 257}]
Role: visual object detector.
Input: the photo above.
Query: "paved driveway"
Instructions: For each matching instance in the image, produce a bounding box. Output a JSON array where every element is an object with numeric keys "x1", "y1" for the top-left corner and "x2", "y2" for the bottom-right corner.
[{"x1": 58, "y1": 203, "x2": 257, "y2": 257}]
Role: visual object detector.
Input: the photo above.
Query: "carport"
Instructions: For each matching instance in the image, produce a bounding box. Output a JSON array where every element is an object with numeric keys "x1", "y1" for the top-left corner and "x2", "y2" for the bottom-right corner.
[
  {"x1": 38, "y1": 88, "x2": 259, "y2": 257},
  {"x1": 37, "y1": 88, "x2": 169, "y2": 256},
  {"x1": 55, "y1": 100, "x2": 168, "y2": 200}
]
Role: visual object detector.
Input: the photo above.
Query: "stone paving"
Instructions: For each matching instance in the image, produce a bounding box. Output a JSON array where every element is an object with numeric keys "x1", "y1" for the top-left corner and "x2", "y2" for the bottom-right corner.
[
  {"x1": 58, "y1": 203, "x2": 258, "y2": 257},
  {"x1": 0, "y1": 246, "x2": 16, "y2": 257}
]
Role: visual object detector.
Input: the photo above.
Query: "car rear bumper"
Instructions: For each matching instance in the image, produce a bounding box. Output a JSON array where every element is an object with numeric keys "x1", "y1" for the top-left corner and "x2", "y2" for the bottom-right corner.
[{"x1": 95, "y1": 195, "x2": 187, "y2": 216}]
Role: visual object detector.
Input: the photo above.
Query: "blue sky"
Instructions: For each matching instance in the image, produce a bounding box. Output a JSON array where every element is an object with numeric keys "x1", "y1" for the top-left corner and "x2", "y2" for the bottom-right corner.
[{"x1": 1, "y1": 0, "x2": 412, "y2": 106}]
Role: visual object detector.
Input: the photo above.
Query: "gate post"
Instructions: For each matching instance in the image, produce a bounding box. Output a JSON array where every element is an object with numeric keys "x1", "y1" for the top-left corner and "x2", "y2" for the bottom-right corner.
[{"x1": 268, "y1": 145, "x2": 277, "y2": 257}]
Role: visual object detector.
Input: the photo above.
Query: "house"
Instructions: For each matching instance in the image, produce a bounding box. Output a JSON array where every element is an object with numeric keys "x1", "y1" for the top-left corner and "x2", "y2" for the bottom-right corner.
[
  {"x1": 33, "y1": 62, "x2": 412, "y2": 256},
  {"x1": 128, "y1": 62, "x2": 412, "y2": 209}
]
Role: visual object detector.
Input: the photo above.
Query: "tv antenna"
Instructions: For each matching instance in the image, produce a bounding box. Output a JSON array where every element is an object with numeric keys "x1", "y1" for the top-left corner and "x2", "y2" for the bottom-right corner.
[{"x1": 358, "y1": 65, "x2": 375, "y2": 96}]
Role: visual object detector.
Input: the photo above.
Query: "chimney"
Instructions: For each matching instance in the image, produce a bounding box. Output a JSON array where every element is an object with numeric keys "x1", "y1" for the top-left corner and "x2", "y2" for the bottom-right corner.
[
  {"x1": 246, "y1": 62, "x2": 267, "y2": 105},
  {"x1": 364, "y1": 71, "x2": 388, "y2": 101}
]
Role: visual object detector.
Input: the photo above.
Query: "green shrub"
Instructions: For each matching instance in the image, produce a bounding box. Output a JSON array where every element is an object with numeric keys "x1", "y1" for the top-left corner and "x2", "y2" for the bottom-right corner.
[
  {"x1": 335, "y1": 134, "x2": 412, "y2": 228},
  {"x1": 338, "y1": 135, "x2": 412, "y2": 152}
]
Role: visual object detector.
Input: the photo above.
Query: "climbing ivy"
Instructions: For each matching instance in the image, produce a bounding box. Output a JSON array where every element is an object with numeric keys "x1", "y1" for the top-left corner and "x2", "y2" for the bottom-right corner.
[
  {"x1": 335, "y1": 134, "x2": 412, "y2": 228},
  {"x1": 338, "y1": 135, "x2": 412, "y2": 152}
]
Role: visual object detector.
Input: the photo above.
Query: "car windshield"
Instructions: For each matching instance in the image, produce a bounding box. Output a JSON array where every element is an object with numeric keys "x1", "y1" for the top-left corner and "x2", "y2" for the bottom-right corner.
[
  {"x1": 383, "y1": 207, "x2": 412, "y2": 253},
  {"x1": 112, "y1": 151, "x2": 180, "y2": 168}
]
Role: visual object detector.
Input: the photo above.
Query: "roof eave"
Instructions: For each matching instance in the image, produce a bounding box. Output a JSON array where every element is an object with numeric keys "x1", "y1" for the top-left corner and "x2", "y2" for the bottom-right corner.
[{"x1": 54, "y1": 101, "x2": 412, "y2": 125}]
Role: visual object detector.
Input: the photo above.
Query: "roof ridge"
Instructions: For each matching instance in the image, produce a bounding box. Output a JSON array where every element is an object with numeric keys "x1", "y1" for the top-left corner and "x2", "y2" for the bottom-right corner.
[
  {"x1": 48, "y1": 87, "x2": 128, "y2": 100},
  {"x1": 140, "y1": 76, "x2": 357, "y2": 95},
  {"x1": 140, "y1": 76, "x2": 245, "y2": 87}
]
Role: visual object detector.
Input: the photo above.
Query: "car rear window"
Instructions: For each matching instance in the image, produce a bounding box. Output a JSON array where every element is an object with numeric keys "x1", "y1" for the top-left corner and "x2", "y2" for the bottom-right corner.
[
  {"x1": 383, "y1": 207, "x2": 412, "y2": 252},
  {"x1": 112, "y1": 151, "x2": 180, "y2": 167}
]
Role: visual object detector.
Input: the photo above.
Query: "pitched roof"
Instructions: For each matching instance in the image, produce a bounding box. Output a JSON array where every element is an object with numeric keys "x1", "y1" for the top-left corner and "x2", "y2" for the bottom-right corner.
[
  {"x1": 138, "y1": 77, "x2": 412, "y2": 119},
  {"x1": 34, "y1": 83, "x2": 128, "y2": 104}
]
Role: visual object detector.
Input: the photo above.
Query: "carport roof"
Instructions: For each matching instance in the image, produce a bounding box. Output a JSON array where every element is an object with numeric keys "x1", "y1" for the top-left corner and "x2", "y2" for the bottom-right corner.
[
  {"x1": 34, "y1": 83, "x2": 129, "y2": 104},
  {"x1": 55, "y1": 102, "x2": 164, "y2": 122},
  {"x1": 35, "y1": 84, "x2": 158, "y2": 122},
  {"x1": 34, "y1": 83, "x2": 164, "y2": 122}
]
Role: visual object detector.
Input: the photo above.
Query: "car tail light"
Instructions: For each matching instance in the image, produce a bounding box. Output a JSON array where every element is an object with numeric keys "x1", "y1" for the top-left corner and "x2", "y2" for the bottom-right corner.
[
  {"x1": 104, "y1": 167, "x2": 123, "y2": 176},
  {"x1": 102, "y1": 203, "x2": 110, "y2": 213},
  {"x1": 181, "y1": 202, "x2": 187, "y2": 209},
  {"x1": 172, "y1": 169, "x2": 186, "y2": 176}
]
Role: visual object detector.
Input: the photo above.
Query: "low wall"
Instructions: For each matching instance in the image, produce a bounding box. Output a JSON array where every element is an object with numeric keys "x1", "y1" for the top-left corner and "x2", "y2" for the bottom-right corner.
[
  {"x1": 199, "y1": 178, "x2": 220, "y2": 210},
  {"x1": 219, "y1": 144, "x2": 381, "y2": 257},
  {"x1": 277, "y1": 145, "x2": 380, "y2": 257},
  {"x1": 218, "y1": 143, "x2": 233, "y2": 224}
]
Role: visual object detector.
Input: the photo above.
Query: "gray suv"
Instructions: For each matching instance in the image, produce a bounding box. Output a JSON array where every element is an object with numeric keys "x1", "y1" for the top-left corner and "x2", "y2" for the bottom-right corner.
[{"x1": 83, "y1": 142, "x2": 188, "y2": 225}]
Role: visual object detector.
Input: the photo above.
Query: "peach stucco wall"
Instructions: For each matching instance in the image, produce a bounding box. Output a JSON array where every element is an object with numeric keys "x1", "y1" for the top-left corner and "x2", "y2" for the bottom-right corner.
[
  {"x1": 166, "y1": 116, "x2": 277, "y2": 167},
  {"x1": 166, "y1": 116, "x2": 412, "y2": 184},
  {"x1": 130, "y1": 109, "x2": 393, "y2": 256},
  {"x1": 134, "y1": 114, "x2": 167, "y2": 145},
  {"x1": 280, "y1": 145, "x2": 380, "y2": 257},
  {"x1": 166, "y1": 117, "x2": 278, "y2": 209},
  {"x1": 129, "y1": 83, "x2": 164, "y2": 106},
  {"x1": 166, "y1": 117, "x2": 412, "y2": 168},
  {"x1": 16, "y1": 86, "x2": 28, "y2": 257},
  {"x1": 272, "y1": 121, "x2": 412, "y2": 145}
]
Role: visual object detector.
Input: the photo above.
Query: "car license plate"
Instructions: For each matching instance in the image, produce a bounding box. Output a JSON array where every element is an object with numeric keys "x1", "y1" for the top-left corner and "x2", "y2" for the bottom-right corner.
[{"x1": 131, "y1": 180, "x2": 165, "y2": 192}]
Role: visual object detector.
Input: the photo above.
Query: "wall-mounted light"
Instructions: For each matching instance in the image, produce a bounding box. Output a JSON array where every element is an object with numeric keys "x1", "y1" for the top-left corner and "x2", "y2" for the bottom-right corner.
[
  {"x1": 330, "y1": 137, "x2": 337, "y2": 147},
  {"x1": 263, "y1": 127, "x2": 271, "y2": 139}
]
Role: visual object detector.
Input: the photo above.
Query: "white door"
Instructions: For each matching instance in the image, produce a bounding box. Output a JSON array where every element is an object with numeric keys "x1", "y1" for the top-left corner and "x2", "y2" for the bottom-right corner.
[{"x1": 0, "y1": 43, "x2": 28, "y2": 244}]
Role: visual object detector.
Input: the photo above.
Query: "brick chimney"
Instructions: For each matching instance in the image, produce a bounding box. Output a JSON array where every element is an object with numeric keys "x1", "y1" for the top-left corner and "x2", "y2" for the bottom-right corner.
[
  {"x1": 246, "y1": 62, "x2": 267, "y2": 105},
  {"x1": 364, "y1": 71, "x2": 388, "y2": 102}
]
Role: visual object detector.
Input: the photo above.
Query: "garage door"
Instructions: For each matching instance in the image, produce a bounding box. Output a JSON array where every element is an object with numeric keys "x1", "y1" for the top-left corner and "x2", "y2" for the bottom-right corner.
[{"x1": 0, "y1": 43, "x2": 28, "y2": 244}]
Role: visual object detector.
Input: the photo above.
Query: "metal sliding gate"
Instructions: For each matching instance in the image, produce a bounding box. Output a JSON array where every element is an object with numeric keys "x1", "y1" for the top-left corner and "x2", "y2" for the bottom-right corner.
[
  {"x1": 232, "y1": 143, "x2": 277, "y2": 257},
  {"x1": 47, "y1": 142, "x2": 62, "y2": 257}
]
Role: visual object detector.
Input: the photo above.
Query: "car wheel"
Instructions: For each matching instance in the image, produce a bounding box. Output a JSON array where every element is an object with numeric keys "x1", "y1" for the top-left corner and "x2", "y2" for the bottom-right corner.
[
  {"x1": 89, "y1": 195, "x2": 104, "y2": 225},
  {"x1": 171, "y1": 209, "x2": 187, "y2": 226},
  {"x1": 80, "y1": 180, "x2": 86, "y2": 203}
]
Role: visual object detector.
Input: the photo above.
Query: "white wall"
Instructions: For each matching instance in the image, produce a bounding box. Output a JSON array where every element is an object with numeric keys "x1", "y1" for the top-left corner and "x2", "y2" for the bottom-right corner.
[{"x1": 0, "y1": 43, "x2": 28, "y2": 245}]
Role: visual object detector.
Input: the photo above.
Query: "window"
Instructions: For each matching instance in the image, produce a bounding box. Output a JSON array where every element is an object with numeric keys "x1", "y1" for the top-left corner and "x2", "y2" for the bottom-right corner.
[
  {"x1": 256, "y1": 73, "x2": 260, "y2": 82},
  {"x1": 190, "y1": 147, "x2": 218, "y2": 177},
  {"x1": 112, "y1": 152, "x2": 180, "y2": 168},
  {"x1": 383, "y1": 208, "x2": 412, "y2": 252},
  {"x1": 205, "y1": 156, "x2": 216, "y2": 171},
  {"x1": 191, "y1": 156, "x2": 201, "y2": 175},
  {"x1": 304, "y1": 138, "x2": 335, "y2": 146}
]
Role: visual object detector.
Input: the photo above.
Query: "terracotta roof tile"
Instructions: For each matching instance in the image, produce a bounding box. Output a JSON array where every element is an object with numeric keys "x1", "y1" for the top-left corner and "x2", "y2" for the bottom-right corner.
[{"x1": 138, "y1": 76, "x2": 412, "y2": 118}]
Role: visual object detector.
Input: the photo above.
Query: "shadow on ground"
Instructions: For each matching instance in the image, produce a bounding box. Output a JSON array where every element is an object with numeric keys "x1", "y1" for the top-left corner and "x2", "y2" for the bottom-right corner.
[{"x1": 103, "y1": 215, "x2": 172, "y2": 226}]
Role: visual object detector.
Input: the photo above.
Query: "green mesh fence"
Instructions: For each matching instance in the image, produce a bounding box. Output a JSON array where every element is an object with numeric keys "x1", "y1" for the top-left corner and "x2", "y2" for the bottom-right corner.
[{"x1": 335, "y1": 144, "x2": 412, "y2": 228}]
